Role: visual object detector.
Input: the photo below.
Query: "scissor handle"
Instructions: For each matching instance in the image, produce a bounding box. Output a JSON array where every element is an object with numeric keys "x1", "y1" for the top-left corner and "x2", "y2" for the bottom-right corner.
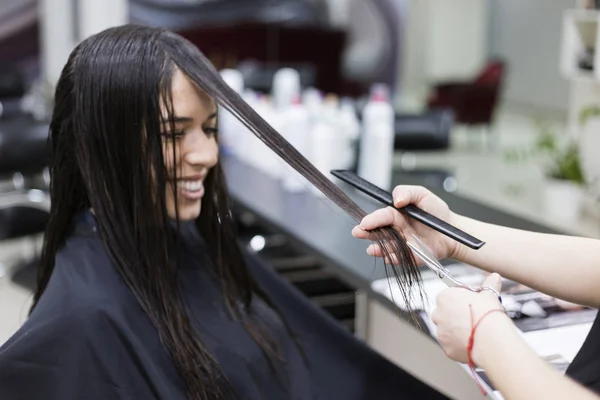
[{"x1": 472, "y1": 286, "x2": 503, "y2": 304}]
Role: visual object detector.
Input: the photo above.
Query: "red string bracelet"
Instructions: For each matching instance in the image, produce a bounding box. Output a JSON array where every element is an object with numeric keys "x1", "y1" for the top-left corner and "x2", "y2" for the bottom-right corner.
[{"x1": 467, "y1": 304, "x2": 507, "y2": 395}]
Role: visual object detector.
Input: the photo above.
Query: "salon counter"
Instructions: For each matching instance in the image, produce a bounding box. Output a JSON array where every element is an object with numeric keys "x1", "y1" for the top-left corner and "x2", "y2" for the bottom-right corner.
[{"x1": 222, "y1": 155, "x2": 581, "y2": 400}]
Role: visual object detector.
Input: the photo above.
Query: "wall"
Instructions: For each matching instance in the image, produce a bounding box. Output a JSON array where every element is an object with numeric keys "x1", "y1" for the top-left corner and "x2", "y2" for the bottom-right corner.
[
  {"x1": 398, "y1": 0, "x2": 489, "y2": 108},
  {"x1": 425, "y1": 0, "x2": 489, "y2": 81},
  {"x1": 488, "y1": 0, "x2": 574, "y2": 112},
  {"x1": 40, "y1": 0, "x2": 128, "y2": 87}
]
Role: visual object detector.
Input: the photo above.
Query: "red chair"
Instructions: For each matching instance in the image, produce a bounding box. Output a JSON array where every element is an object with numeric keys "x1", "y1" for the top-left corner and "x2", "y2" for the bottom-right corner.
[
  {"x1": 177, "y1": 23, "x2": 356, "y2": 96},
  {"x1": 426, "y1": 59, "x2": 506, "y2": 128}
]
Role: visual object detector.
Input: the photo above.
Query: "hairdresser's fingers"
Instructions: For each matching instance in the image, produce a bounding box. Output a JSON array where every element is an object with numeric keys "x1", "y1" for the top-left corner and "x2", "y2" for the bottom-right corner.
[
  {"x1": 351, "y1": 225, "x2": 372, "y2": 239},
  {"x1": 383, "y1": 254, "x2": 401, "y2": 266},
  {"x1": 352, "y1": 218, "x2": 410, "y2": 240},
  {"x1": 392, "y1": 185, "x2": 431, "y2": 208},
  {"x1": 359, "y1": 207, "x2": 403, "y2": 231},
  {"x1": 367, "y1": 243, "x2": 415, "y2": 266},
  {"x1": 367, "y1": 243, "x2": 396, "y2": 257},
  {"x1": 430, "y1": 309, "x2": 439, "y2": 325},
  {"x1": 369, "y1": 242, "x2": 429, "y2": 266}
]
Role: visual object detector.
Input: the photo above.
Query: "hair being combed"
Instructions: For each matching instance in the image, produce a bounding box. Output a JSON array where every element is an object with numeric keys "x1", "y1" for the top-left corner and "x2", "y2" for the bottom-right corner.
[{"x1": 33, "y1": 24, "x2": 424, "y2": 400}]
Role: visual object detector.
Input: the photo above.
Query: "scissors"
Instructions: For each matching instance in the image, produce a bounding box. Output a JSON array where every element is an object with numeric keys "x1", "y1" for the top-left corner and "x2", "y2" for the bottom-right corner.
[
  {"x1": 330, "y1": 169, "x2": 501, "y2": 302},
  {"x1": 406, "y1": 234, "x2": 502, "y2": 302}
]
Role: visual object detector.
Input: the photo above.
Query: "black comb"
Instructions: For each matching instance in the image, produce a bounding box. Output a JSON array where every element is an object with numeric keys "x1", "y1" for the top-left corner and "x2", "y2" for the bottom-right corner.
[{"x1": 331, "y1": 169, "x2": 485, "y2": 250}]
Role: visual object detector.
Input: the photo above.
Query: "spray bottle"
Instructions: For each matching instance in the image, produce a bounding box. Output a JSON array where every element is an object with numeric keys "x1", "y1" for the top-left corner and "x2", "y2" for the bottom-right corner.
[
  {"x1": 219, "y1": 69, "x2": 245, "y2": 157},
  {"x1": 281, "y1": 95, "x2": 311, "y2": 192},
  {"x1": 357, "y1": 84, "x2": 395, "y2": 191}
]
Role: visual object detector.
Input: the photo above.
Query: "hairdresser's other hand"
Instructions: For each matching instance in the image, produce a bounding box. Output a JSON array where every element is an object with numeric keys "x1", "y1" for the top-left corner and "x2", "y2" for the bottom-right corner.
[
  {"x1": 352, "y1": 185, "x2": 458, "y2": 261},
  {"x1": 431, "y1": 273, "x2": 508, "y2": 365}
]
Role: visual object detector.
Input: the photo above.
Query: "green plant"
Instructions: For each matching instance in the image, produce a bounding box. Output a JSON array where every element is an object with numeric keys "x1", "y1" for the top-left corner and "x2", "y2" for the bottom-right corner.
[
  {"x1": 579, "y1": 104, "x2": 600, "y2": 127},
  {"x1": 504, "y1": 119, "x2": 585, "y2": 184}
]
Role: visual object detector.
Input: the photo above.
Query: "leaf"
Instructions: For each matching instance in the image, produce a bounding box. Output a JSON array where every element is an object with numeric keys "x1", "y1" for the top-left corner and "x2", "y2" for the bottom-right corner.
[{"x1": 579, "y1": 105, "x2": 600, "y2": 126}]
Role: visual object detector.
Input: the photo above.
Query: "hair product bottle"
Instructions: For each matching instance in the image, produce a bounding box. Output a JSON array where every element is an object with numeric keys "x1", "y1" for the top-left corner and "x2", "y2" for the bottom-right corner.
[{"x1": 357, "y1": 84, "x2": 395, "y2": 191}]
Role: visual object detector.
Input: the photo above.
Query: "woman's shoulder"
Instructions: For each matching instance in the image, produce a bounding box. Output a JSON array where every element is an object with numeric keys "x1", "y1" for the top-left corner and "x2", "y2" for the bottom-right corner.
[
  {"x1": 2, "y1": 241, "x2": 147, "y2": 358},
  {"x1": 31, "y1": 233, "x2": 143, "y2": 330}
]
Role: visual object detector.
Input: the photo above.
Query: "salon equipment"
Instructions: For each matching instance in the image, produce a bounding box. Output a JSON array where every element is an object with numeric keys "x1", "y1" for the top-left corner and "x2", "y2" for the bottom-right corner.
[
  {"x1": 357, "y1": 84, "x2": 395, "y2": 191},
  {"x1": 427, "y1": 59, "x2": 506, "y2": 131},
  {"x1": 179, "y1": 24, "x2": 346, "y2": 95},
  {"x1": 394, "y1": 109, "x2": 453, "y2": 151},
  {"x1": 0, "y1": 69, "x2": 27, "y2": 120},
  {"x1": 0, "y1": 117, "x2": 50, "y2": 282},
  {"x1": 130, "y1": 0, "x2": 328, "y2": 31},
  {"x1": 0, "y1": 117, "x2": 49, "y2": 177},
  {"x1": 330, "y1": 169, "x2": 485, "y2": 249}
]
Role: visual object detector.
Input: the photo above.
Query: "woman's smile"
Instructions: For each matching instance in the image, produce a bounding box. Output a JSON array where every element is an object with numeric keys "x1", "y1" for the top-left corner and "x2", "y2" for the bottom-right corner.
[{"x1": 175, "y1": 177, "x2": 205, "y2": 201}]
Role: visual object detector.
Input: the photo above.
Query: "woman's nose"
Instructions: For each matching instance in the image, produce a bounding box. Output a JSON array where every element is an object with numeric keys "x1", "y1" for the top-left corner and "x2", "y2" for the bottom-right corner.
[{"x1": 184, "y1": 134, "x2": 218, "y2": 168}]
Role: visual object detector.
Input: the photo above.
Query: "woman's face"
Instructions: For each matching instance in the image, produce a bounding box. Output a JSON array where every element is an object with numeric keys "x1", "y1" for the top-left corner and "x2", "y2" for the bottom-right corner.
[{"x1": 161, "y1": 69, "x2": 219, "y2": 221}]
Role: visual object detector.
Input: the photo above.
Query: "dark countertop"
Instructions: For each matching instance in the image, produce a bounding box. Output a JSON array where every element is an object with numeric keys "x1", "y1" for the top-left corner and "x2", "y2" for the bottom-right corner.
[{"x1": 223, "y1": 155, "x2": 389, "y2": 291}]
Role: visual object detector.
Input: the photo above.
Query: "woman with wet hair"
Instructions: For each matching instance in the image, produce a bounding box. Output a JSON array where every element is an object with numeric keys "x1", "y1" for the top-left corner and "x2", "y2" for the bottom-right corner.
[{"x1": 0, "y1": 25, "x2": 442, "y2": 400}]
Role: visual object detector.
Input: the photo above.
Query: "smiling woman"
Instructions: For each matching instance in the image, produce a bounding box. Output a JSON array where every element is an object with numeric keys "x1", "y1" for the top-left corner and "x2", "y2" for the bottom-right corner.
[
  {"x1": 0, "y1": 24, "x2": 437, "y2": 400},
  {"x1": 161, "y1": 69, "x2": 219, "y2": 221}
]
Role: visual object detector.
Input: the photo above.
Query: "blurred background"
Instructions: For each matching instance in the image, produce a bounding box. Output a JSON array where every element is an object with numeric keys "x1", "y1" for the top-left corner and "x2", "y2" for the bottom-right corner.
[{"x1": 1, "y1": 1, "x2": 600, "y2": 398}]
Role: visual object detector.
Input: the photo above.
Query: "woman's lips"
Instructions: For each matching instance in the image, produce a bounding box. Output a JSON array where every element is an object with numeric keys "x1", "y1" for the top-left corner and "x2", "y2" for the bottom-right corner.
[{"x1": 176, "y1": 179, "x2": 204, "y2": 200}]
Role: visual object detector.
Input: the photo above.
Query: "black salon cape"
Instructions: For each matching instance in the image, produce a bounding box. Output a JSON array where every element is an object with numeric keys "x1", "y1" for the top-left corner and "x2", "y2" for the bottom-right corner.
[
  {"x1": 0, "y1": 212, "x2": 447, "y2": 399},
  {"x1": 566, "y1": 314, "x2": 600, "y2": 393}
]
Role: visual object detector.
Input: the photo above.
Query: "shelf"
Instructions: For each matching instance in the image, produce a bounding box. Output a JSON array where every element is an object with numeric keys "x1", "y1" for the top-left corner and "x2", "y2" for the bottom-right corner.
[
  {"x1": 566, "y1": 70, "x2": 597, "y2": 83},
  {"x1": 560, "y1": 9, "x2": 600, "y2": 82},
  {"x1": 566, "y1": 8, "x2": 600, "y2": 22}
]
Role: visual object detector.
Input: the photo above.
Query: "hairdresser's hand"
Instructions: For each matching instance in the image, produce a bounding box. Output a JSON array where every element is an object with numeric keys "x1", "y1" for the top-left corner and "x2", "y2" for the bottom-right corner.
[
  {"x1": 352, "y1": 185, "x2": 459, "y2": 262},
  {"x1": 431, "y1": 273, "x2": 509, "y2": 365}
]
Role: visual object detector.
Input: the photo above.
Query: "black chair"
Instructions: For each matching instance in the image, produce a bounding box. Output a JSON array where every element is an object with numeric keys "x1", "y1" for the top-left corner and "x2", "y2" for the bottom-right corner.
[
  {"x1": 394, "y1": 109, "x2": 453, "y2": 151},
  {"x1": 0, "y1": 69, "x2": 27, "y2": 120},
  {"x1": 393, "y1": 109, "x2": 455, "y2": 184},
  {"x1": 0, "y1": 116, "x2": 50, "y2": 287},
  {"x1": 0, "y1": 117, "x2": 49, "y2": 178}
]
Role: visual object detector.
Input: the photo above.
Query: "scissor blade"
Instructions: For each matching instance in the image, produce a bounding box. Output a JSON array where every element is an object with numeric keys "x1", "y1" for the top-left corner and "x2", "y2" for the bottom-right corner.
[
  {"x1": 411, "y1": 234, "x2": 439, "y2": 262},
  {"x1": 406, "y1": 242, "x2": 460, "y2": 288},
  {"x1": 407, "y1": 241, "x2": 442, "y2": 275},
  {"x1": 409, "y1": 234, "x2": 447, "y2": 271}
]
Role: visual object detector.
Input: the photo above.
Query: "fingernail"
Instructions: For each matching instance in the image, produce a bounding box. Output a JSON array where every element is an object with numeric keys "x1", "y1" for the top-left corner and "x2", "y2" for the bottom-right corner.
[
  {"x1": 366, "y1": 245, "x2": 374, "y2": 255},
  {"x1": 394, "y1": 196, "x2": 402, "y2": 206}
]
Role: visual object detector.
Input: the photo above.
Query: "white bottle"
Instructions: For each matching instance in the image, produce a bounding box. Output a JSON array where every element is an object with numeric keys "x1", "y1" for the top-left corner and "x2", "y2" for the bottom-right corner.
[
  {"x1": 253, "y1": 96, "x2": 282, "y2": 179},
  {"x1": 238, "y1": 90, "x2": 258, "y2": 166},
  {"x1": 281, "y1": 96, "x2": 311, "y2": 192},
  {"x1": 338, "y1": 99, "x2": 360, "y2": 170},
  {"x1": 272, "y1": 68, "x2": 301, "y2": 111},
  {"x1": 302, "y1": 87, "x2": 323, "y2": 129},
  {"x1": 323, "y1": 93, "x2": 340, "y2": 124},
  {"x1": 357, "y1": 84, "x2": 395, "y2": 191},
  {"x1": 219, "y1": 69, "x2": 245, "y2": 157},
  {"x1": 310, "y1": 119, "x2": 337, "y2": 197},
  {"x1": 321, "y1": 94, "x2": 347, "y2": 173}
]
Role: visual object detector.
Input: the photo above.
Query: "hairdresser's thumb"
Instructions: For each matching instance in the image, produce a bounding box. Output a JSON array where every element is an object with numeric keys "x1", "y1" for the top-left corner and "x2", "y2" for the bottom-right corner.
[
  {"x1": 481, "y1": 273, "x2": 502, "y2": 293},
  {"x1": 392, "y1": 185, "x2": 419, "y2": 208}
]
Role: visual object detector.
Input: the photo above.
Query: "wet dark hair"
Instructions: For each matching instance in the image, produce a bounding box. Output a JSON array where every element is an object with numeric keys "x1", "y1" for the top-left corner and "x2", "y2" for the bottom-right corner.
[{"x1": 33, "y1": 24, "x2": 422, "y2": 400}]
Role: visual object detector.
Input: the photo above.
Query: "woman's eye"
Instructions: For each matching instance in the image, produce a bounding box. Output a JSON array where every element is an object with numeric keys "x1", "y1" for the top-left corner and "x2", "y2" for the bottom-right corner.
[
  {"x1": 204, "y1": 127, "x2": 218, "y2": 137},
  {"x1": 161, "y1": 131, "x2": 185, "y2": 141}
]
